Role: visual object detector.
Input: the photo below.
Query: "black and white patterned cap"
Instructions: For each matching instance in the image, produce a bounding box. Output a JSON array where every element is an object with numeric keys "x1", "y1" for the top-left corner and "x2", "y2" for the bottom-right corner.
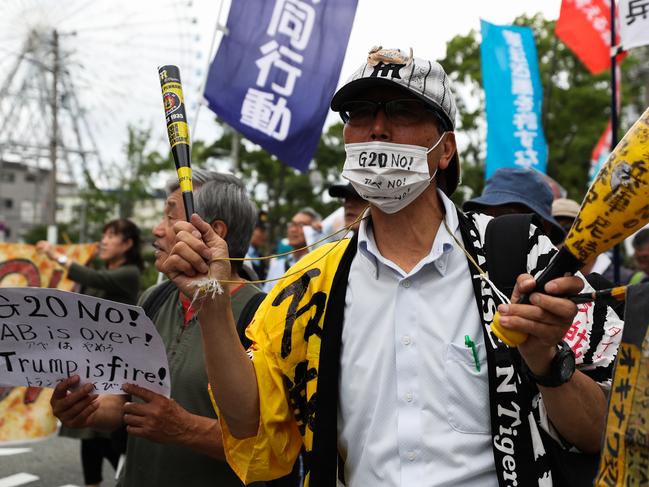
[{"x1": 331, "y1": 46, "x2": 461, "y2": 195}]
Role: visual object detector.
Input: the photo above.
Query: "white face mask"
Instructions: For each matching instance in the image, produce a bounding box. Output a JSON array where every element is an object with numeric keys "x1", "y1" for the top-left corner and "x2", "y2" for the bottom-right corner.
[{"x1": 341, "y1": 134, "x2": 446, "y2": 214}]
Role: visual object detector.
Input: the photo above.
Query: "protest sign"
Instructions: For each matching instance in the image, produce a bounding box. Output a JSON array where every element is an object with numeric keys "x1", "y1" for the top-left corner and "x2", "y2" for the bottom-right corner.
[{"x1": 0, "y1": 288, "x2": 170, "y2": 397}]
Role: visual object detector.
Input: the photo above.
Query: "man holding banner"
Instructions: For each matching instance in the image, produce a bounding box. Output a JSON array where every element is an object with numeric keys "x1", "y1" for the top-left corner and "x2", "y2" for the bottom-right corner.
[{"x1": 165, "y1": 47, "x2": 623, "y2": 486}]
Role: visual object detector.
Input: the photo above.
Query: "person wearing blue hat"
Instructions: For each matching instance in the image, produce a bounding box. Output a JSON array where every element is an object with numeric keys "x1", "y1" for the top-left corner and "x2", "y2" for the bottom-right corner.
[{"x1": 463, "y1": 167, "x2": 565, "y2": 244}]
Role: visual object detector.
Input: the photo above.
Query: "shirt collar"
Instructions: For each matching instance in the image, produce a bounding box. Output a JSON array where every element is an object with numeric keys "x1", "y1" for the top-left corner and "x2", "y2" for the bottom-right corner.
[{"x1": 357, "y1": 189, "x2": 459, "y2": 278}]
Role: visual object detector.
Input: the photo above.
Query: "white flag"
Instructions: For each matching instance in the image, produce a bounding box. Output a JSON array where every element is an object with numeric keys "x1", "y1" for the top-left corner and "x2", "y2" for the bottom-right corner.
[{"x1": 619, "y1": 0, "x2": 649, "y2": 49}]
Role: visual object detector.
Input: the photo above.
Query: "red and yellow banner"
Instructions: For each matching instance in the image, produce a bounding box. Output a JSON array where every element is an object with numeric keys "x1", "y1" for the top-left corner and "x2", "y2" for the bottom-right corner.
[
  {"x1": 0, "y1": 242, "x2": 96, "y2": 444},
  {"x1": 0, "y1": 243, "x2": 96, "y2": 290}
]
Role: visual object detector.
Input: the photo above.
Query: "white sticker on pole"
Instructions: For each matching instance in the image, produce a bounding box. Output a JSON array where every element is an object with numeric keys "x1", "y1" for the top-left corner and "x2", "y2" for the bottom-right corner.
[{"x1": 0, "y1": 288, "x2": 170, "y2": 397}]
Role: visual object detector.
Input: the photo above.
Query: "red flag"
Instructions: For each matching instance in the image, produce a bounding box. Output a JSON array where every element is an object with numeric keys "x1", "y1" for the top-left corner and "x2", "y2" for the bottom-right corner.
[{"x1": 555, "y1": 0, "x2": 621, "y2": 74}]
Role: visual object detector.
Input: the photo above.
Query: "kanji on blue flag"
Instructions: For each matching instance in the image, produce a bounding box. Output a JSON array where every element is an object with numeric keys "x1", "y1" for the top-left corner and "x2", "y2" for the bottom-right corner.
[
  {"x1": 204, "y1": 0, "x2": 358, "y2": 172},
  {"x1": 480, "y1": 20, "x2": 548, "y2": 179}
]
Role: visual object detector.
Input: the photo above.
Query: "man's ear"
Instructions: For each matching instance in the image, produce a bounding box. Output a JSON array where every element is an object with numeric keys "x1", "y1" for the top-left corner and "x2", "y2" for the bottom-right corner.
[
  {"x1": 437, "y1": 132, "x2": 456, "y2": 171},
  {"x1": 211, "y1": 220, "x2": 228, "y2": 240}
]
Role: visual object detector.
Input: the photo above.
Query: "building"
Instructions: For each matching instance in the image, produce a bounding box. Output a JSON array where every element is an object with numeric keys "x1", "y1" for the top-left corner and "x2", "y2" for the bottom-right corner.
[{"x1": 0, "y1": 160, "x2": 78, "y2": 242}]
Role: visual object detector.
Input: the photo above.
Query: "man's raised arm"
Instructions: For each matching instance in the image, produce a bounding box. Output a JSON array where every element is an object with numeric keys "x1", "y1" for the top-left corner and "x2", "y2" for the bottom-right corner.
[{"x1": 161, "y1": 214, "x2": 260, "y2": 438}]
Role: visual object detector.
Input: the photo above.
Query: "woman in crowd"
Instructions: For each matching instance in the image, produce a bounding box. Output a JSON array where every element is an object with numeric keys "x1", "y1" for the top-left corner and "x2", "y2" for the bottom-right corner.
[{"x1": 37, "y1": 218, "x2": 143, "y2": 487}]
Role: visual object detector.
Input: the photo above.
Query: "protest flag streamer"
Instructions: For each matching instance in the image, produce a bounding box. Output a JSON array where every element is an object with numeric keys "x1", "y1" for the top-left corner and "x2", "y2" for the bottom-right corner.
[
  {"x1": 480, "y1": 20, "x2": 548, "y2": 179},
  {"x1": 590, "y1": 120, "x2": 613, "y2": 182},
  {"x1": 618, "y1": 0, "x2": 649, "y2": 50},
  {"x1": 595, "y1": 282, "x2": 649, "y2": 485},
  {"x1": 204, "y1": 0, "x2": 358, "y2": 172},
  {"x1": 555, "y1": 0, "x2": 622, "y2": 75}
]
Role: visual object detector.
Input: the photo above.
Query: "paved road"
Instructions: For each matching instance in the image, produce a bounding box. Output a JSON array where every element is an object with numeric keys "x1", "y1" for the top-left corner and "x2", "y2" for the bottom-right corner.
[{"x1": 0, "y1": 436, "x2": 117, "y2": 487}]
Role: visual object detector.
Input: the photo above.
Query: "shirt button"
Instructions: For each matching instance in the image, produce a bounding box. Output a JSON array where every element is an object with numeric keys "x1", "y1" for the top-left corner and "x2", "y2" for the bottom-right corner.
[
  {"x1": 401, "y1": 279, "x2": 411, "y2": 288},
  {"x1": 405, "y1": 392, "x2": 413, "y2": 403},
  {"x1": 402, "y1": 335, "x2": 411, "y2": 346},
  {"x1": 408, "y1": 451, "x2": 416, "y2": 461}
]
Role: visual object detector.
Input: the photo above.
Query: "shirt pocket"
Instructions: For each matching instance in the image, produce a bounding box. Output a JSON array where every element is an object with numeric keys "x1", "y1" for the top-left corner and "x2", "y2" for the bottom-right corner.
[{"x1": 444, "y1": 342, "x2": 490, "y2": 435}]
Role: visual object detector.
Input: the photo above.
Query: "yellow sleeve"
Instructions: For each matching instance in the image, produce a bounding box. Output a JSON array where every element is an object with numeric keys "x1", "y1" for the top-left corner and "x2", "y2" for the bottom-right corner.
[{"x1": 209, "y1": 303, "x2": 304, "y2": 483}]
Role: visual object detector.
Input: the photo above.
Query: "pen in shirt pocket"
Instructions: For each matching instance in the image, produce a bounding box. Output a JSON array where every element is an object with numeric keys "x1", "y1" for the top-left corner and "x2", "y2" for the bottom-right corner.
[{"x1": 464, "y1": 335, "x2": 481, "y2": 372}]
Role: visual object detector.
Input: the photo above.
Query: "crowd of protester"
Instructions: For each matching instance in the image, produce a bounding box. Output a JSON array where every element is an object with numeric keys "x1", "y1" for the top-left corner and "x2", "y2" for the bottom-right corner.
[{"x1": 45, "y1": 45, "x2": 649, "y2": 487}]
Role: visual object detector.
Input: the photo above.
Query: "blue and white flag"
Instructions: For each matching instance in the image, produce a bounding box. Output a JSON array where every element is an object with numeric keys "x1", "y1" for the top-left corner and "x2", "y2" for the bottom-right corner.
[
  {"x1": 204, "y1": 0, "x2": 358, "y2": 172},
  {"x1": 480, "y1": 20, "x2": 548, "y2": 179}
]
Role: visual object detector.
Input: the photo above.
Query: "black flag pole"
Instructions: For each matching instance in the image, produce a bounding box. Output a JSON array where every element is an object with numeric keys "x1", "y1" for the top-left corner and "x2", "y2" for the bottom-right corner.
[{"x1": 610, "y1": 0, "x2": 621, "y2": 284}]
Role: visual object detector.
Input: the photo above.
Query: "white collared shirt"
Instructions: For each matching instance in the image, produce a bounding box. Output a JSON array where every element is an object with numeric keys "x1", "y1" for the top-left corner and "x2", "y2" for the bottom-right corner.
[{"x1": 337, "y1": 191, "x2": 497, "y2": 486}]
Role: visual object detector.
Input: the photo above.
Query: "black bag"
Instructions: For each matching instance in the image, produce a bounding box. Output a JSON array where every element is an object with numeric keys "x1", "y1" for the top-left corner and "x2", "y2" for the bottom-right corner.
[{"x1": 484, "y1": 214, "x2": 599, "y2": 487}]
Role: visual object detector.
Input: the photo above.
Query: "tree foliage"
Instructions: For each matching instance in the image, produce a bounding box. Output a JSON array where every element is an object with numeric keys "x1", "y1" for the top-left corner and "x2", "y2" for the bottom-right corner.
[
  {"x1": 79, "y1": 125, "x2": 169, "y2": 240},
  {"x1": 439, "y1": 13, "x2": 647, "y2": 202}
]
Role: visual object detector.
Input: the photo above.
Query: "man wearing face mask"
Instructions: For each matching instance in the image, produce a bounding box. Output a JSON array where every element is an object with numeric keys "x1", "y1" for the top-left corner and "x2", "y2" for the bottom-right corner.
[{"x1": 161, "y1": 47, "x2": 622, "y2": 487}]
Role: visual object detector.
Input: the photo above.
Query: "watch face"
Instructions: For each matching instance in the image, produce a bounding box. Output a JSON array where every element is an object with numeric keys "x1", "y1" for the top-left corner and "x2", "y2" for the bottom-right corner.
[{"x1": 558, "y1": 351, "x2": 576, "y2": 383}]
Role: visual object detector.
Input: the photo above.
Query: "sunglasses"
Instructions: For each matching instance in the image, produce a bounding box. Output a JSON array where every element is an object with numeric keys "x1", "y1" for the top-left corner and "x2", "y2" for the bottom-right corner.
[{"x1": 339, "y1": 99, "x2": 442, "y2": 127}]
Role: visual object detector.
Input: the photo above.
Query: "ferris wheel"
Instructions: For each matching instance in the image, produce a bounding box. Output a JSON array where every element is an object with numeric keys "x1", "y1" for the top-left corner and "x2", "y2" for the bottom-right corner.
[{"x1": 0, "y1": 0, "x2": 205, "y2": 193}]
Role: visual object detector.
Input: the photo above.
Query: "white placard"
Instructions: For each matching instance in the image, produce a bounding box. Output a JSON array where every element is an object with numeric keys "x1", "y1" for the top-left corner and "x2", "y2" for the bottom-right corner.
[{"x1": 0, "y1": 288, "x2": 170, "y2": 397}]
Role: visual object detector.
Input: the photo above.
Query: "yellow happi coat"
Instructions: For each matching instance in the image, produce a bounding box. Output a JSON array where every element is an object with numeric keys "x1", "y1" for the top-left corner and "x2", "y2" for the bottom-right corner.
[{"x1": 214, "y1": 239, "x2": 352, "y2": 485}]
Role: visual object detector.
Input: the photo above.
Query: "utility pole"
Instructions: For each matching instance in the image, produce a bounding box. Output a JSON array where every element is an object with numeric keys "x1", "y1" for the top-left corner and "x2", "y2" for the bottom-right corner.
[
  {"x1": 47, "y1": 29, "x2": 59, "y2": 228},
  {"x1": 230, "y1": 130, "x2": 240, "y2": 173}
]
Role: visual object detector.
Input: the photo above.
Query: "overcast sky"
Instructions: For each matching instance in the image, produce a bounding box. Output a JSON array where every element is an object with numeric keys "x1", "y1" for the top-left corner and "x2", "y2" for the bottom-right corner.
[
  {"x1": 0, "y1": 0, "x2": 563, "y2": 180},
  {"x1": 192, "y1": 0, "x2": 563, "y2": 145}
]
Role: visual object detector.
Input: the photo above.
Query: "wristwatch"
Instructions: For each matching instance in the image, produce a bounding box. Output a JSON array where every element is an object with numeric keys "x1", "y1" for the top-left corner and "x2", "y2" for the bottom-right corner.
[
  {"x1": 522, "y1": 340, "x2": 576, "y2": 388},
  {"x1": 56, "y1": 255, "x2": 69, "y2": 267}
]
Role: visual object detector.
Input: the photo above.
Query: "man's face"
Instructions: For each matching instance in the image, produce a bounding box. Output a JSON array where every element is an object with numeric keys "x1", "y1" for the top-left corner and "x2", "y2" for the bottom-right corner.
[
  {"x1": 251, "y1": 227, "x2": 267, "y2": 247},
  {"x1": 287, "y1": 212, "x2": 314, "y2": 248},
  {"x1": 152, "y1": 190, "x2": 185, "y2": 271},
  {"x1": 635, "y1": 244, "x2": 649, "y2": 274},
  {"x1": 344, "y1": 197, "x2": 366, "y2": 231},
  {"x1": 342, "y1": 86, "x2": 450, "y2": 179}
]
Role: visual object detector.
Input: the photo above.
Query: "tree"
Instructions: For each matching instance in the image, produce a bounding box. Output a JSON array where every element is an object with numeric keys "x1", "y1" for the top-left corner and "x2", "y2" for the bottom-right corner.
[
  {"x1": 439, "y1": 13, "x2": 647, "y2": 202},
  {"x1": 191, "y1": 117, "x2": 346, "y2": 245},
  {"x1": 79, "y1": 125, "x2": 169, "y2": 240}
]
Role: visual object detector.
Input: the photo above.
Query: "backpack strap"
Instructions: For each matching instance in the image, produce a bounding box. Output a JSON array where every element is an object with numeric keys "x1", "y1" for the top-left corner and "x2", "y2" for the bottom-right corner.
[
  {"x1": 140, "y1": 280, "x2": 176, "y2": 320},
  {"x1": 484, "y1": 213, "x2": 535, "y2": 297},
  {"x1": 236, "y1": 291, "x2": 267, "y2": 349}
]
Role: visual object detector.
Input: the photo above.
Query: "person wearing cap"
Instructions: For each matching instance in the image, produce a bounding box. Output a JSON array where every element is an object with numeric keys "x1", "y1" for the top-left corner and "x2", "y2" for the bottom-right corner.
[
  {"x1": 551, "y1": 197, "x2": 581, "y2": 238},
  {"x1": 552, "y1": 197, "x2": 635, "y2": 284},
  {"x1": 327, "y1": 182, "x2": 366, "y2": 232},
  {"x1": 162, "y1": 47, "x2": 621, "y2": 486},
  {"x1": 463, "y1": 168, "x2": 566, "y2": 244}
]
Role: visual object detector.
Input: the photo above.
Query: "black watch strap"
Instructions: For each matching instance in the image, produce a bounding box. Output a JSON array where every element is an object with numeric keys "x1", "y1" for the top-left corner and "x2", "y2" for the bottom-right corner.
[{"x1": 523, "y1": 340, "x2": 576, "y2": 388}]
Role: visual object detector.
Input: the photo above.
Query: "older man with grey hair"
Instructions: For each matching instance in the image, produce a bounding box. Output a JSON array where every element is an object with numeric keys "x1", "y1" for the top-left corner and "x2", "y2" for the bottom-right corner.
[{"x1": 50, "y1": 170, "x2": 271, "y2": 487}]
